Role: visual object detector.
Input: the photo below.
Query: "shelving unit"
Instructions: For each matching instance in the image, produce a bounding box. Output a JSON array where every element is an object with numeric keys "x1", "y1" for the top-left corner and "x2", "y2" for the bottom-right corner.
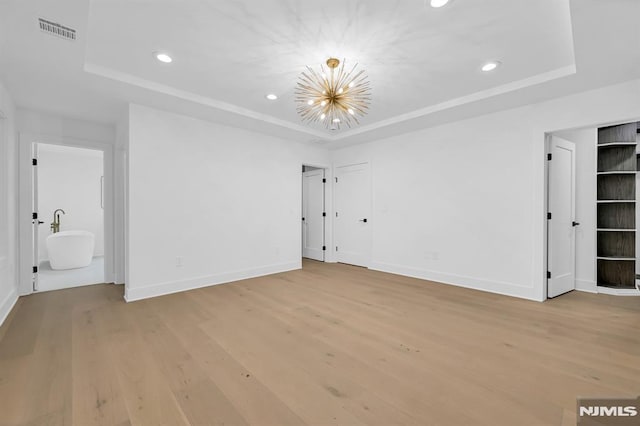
[{"x1": 596, "y1": 123, "x2": 638, "y2": 289}]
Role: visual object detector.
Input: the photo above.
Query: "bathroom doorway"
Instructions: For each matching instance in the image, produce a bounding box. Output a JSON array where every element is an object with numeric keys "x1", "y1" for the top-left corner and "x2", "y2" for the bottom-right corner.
[{"x1": 32, "y1": 143, "x2": 105, "y2": 292}]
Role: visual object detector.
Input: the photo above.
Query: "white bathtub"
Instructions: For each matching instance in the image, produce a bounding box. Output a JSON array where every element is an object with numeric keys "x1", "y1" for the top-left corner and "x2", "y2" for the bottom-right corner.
[{"x1": 46, "y1": 230, "x2": 95, "y2": 270}]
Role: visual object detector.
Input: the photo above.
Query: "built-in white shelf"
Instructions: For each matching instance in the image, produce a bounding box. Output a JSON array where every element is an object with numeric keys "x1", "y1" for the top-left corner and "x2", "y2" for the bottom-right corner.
[
  {"x1": 597, "y1": 142, "x2": 637, "y2": 147},
  {"x1": 597, "y1": 228, "x2": 636, "y2": 232},
  {"x1": 597, "y1": 171, "x2": 637, "y2": 175},
  {"x1": 597, "y1": 257, "x2": 636, "y2": 261},
  {"x1": 597, "y1": 200, "x2": 636, "y2": 203}
]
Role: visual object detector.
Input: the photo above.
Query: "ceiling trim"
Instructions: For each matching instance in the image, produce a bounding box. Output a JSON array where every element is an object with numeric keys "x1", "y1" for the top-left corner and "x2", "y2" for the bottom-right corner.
[
  {"x1": 84, "y1": 62, "x2": 328, "y2": 139},
  {"x1": 332, "y1": 64, "x2": 577, "y2": 141},
  {"x1": 85, "y1": 62, "x2": 576, "y2": 142}
]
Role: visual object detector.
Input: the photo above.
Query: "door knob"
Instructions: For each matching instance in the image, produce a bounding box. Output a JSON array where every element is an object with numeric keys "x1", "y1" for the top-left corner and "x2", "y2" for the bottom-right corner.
[
  {"x1": 572, "y1": 221, "x2": 580, "y2": 227},
  {"x1": 359, "y1": 218, "x2": 368, "y2": 223}
]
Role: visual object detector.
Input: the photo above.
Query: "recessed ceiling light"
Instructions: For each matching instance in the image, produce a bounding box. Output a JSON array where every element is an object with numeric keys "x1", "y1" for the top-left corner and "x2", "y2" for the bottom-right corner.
[
  {"x1": 481, "y1": 61, "x2": 501, "y2": 72},
  {"x1": 430, "y1": 0, "x2": 450, "y2": 8},
  {"x1": 155, "y1": 52, "x2": 172, "y2": 63},
  {"x1": 265, "y1": 94, "x2": 278, "y2": 100}
]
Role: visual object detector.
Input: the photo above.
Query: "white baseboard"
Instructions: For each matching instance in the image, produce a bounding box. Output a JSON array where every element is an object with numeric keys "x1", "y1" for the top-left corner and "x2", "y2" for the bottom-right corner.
[
  {"x1": 0, "y1": 287, "x2": 18, "y2": 328},
  {"x1": 124, "y1": 261, "x2": 301, "y2": 302},
  {"x1": 369, "y1": 261, "x2": 542, "y2": 302},
  {"x1": 575, "y1": 279, "x2": 598, "y2": 294}
]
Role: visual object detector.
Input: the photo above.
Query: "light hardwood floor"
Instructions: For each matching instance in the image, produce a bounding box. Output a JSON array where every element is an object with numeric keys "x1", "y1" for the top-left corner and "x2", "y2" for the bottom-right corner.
[{"x1": 1, "y1": 260, "x2": 639, "y2": 426}]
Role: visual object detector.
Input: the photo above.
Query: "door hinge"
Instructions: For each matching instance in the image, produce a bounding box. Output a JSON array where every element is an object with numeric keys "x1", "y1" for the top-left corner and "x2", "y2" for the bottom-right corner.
[
  {"x1": 547, "y1": 271, "x2": 551, "y2": 279},
  {"x1": 547, "y1": 153, "x2": 552, "y2": 161},
  {"x1": 322, "y1": 178, "x2": 326, "y2": 183},
  {"x1": 335, "y1": 212, "x2": 339, "y2": 217},
  {"x1": 336, "y1": 246, "x2": 339, "y2": 252},
  {"x1": 32, "y1": 212, "x2": 38, "y2": 220},
  {"x1": 32, "y1": 158, "x2": 37, "y2": 166},
  {"x1": 322, "y1": 212, "x2": 326, "y2": 217},
  {"x1": 322, "y1": 246, "x2": 326, "y2": 251},
  {"x1": 33, "y1": 266, "x2": 38, "y2": 274},
  {"x1": 547, "y1": 212, "x2": 552, "y2": 220},
  {"x1": 335, "y1": 177, "x2": 338, "y2": 183}
]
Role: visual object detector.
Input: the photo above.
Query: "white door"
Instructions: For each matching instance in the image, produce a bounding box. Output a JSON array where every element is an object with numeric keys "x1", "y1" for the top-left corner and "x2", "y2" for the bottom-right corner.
[
  {"x1": 335, "y1": 162, "x2": 371, "y2": 267},
  {"x1": 548, "y1": 136, "x2": 577, "y2": 298},
  {"x1": 302, "y1": 169, "x2": 325, "y2": 261}
]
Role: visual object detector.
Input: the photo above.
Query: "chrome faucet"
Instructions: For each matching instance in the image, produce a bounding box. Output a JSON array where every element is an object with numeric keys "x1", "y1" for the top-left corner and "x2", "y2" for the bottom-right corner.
[{"x1": 51, "y1": 209, "x2": 65, "y2": 233}]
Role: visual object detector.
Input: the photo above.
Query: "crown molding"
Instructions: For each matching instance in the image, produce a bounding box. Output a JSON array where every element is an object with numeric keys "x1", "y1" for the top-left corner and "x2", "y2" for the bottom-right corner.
[{"x1": 85, "y1": 62, "x2": 576, "y2": 143}]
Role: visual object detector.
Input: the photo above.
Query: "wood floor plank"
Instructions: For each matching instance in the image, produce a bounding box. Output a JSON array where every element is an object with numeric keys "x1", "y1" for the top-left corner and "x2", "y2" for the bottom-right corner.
[
  {"x1": 133, "y1": 300, "x2": 251, "y2": 426},
  {"x1": 19, "y1": 290, "x2": 73, "y2": 426},
  {"x1": 196, "y1": 314, "x2": 368, "y2": 425},
  {"x1": 160, "y1": 302, "x2": 307, "y2": 426},
  {"x1": 71, "y1": 305, "x2": 130, "y2": 426},
  {"x1": 0, "y1": 261, "x2": 639, "y2": 426},
  {"x1": 98, "y1": 301, "x2": 191, "y2": 426}
]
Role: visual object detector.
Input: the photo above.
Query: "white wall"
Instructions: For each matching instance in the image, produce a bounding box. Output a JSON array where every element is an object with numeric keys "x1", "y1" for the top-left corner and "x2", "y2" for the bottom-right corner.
[
  {"x1": 126, "y1": 104, "x2": 330, "y2": 301},
  {"x1": 332, "y1": 79, "x2": 640, "y2": 301},
  {"x1": 37, "y1": 144, "x2": 104, "y2": 261},
  {"x1": 0, "y1": 81, "x2": 18, "y2": 326},
  {"x1": 17, "y1": 109, "x2": 116, "y2": 144},
  {"x1": 555, "y1": 128, "x2": 597, "y2": 293}
]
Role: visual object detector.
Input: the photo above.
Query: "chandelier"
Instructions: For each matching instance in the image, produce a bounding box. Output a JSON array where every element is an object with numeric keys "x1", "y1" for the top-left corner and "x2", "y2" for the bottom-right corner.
[{"x1": 295, "y1": 58, "x2": 371, "y2": 130}]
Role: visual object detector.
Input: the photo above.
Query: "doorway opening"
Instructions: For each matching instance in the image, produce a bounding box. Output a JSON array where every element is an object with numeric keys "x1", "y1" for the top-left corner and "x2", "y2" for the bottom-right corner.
[
  {"x1": 546, "y1": 121, "x2": 640, "y2": 299},
  {"x1": 33, "y1": 143, "x2": 106, "y2": 292},
  {"x1": 302, "y1": 165, "x2": 326, "y2": 262}
]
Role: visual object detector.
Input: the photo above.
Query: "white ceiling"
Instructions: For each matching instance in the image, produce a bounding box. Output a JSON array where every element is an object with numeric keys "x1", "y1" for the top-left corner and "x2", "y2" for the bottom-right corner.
[{"x1": 0, "y1": 0, "x2": 638, "y2": 146}]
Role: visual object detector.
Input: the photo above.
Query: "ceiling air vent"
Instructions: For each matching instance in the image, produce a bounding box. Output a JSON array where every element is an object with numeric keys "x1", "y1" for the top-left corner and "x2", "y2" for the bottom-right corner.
[{"x1": 38, "y1": 18, "x2": 76, "y2": 41}]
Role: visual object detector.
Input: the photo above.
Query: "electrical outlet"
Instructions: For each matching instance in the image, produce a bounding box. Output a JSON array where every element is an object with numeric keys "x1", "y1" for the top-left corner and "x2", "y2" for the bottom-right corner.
[{"x1": 176, "y1": 256, "x2": 183, "y2": 267}]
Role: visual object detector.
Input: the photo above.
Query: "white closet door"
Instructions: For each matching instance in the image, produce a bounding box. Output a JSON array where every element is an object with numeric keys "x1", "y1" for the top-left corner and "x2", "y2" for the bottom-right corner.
[
  {"x1": 302, "y1": 169, "x2": 325, "y2": 261},
  {"x1": 335, "y1": 162, "x2": 371, "y2": 267},
  {"x1": 548, "y1": 136, "x2": 576, "y2": 298}
]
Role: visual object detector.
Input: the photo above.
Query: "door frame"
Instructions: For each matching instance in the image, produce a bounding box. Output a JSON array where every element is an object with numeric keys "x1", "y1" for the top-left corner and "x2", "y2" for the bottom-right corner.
[
  {"x1": 18, "y1": 133, "x2": 115, "y2": 295},
  {"x1": 333, "y1": 160, "x2": 373, "y2": 268},
  {"x1": 301, "y1": 163, "x2": 334, "y2": 263}
]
